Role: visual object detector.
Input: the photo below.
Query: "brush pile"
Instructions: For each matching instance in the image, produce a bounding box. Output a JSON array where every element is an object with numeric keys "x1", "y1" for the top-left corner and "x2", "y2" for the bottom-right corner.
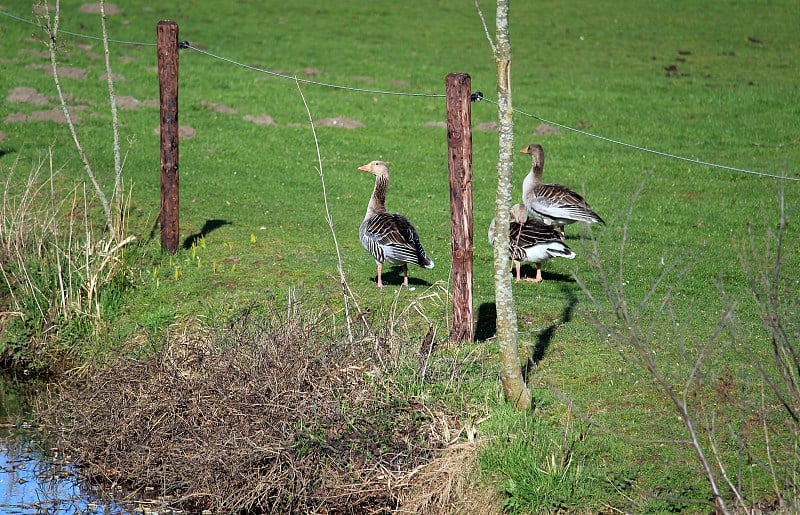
[{"x1": 41, "y1": 301, "x2": 488, "y2": 513}]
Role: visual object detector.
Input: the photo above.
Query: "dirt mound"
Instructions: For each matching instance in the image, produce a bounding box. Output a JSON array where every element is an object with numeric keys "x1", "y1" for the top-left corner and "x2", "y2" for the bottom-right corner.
[
  {"x1": 315, "y1": 117, "x2": 365, "y2": 129},
  {"x1": 41, "y1": 302, "x2": 484, "y2": 513},
  {"x1": 7, "y1": 86, "x2": 49, "y2": 105},
  {"x1": 5, "y1": 107, "x2": 85, "y2": 124},
  {"x1": 78, "y1": 3, "x2": 121, "y2": 15}
]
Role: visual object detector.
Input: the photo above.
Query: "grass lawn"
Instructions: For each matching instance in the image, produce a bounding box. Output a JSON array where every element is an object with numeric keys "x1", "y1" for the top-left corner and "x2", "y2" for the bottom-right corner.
[{"x1": 1, "y1": 0, "x2": 799, "y2": 512}]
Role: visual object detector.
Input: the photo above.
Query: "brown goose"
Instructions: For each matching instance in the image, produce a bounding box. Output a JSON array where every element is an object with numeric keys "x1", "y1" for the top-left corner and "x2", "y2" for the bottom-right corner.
[
  {"x1": 489, "y1": 204, "x2": 576, "y2": 282},
  {"x1": 358, "y1": 160, "x2": 434, "y2": 287},
  {"x1": 521, "y1": 143, "x2": 604, "y2": 239}
]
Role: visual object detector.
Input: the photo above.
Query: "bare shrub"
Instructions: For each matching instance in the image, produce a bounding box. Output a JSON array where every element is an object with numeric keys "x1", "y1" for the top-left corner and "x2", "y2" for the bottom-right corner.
[
  {"x1": 731, "y1": 186, "x2": 800, "y2": 511},
  {"x1": 40, "y1": 300, "x2": 471, "y2": 513},
  {"x1": 575, "y1": 180, "x2": 799, "y2": 513}
]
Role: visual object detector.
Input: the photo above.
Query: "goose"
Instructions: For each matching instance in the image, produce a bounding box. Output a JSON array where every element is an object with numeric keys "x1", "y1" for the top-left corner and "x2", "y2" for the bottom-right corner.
[
  {"x1": 358, "y1": 160, "x2": 434, "y2": 287},
  {"x1": 488, "y1": 203, "x2": 576, "y2": 282},
  {"x1": 521, "y1": 143, "x2": 604, "y2": 239}
]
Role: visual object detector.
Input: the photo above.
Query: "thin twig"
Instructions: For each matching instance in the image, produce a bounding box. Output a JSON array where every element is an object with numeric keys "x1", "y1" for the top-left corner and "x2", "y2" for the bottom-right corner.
[
  {"x1": 41, "y1": 0, "x2": 114, "y2": 233},
  {"x1": 99, "y1": 0, "x2": 124, "y2": 240},
  {"x1": 294, "y1": 78, "x2": 357, "y2": 346},
  {"x1": 473, "y1": 0, "x2": 496, "y2": 54}
]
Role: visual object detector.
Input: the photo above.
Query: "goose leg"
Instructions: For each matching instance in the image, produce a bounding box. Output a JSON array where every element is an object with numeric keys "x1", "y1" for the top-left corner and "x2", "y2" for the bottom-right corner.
[
  {"x1": 402, "y1": 263, "x2": 409, "y2": 287},
  {"x1": 525, "y1": 264, "x2": 543, "y2": 283},
  {"x1": 376, "y1": 263, "x2": 384, "y2": 288},
  {"x1": 515, "y1": 261, "x2": 522, "y2": 282}
]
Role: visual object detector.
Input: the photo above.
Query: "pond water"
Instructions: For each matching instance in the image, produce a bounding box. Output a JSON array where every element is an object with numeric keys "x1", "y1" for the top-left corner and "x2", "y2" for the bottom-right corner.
[{"x1": 0, "y1": 378, "x2": 132, "y2": 514}]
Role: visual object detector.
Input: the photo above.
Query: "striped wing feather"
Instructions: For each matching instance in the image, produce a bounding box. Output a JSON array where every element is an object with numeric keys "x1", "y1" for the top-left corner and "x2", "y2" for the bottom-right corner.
[
  {"x1": 510, "y1": 218, "x2": 576, "y2": 262},
  {"x1": 490, "y1": 216, "x2": 575, "y2": 263},
  {"x1": 360, "y1": 213, "x2": 434, "y2": 268},
  {"x1": 528, "y1": 184, "x2": 605, "y2": 225}
]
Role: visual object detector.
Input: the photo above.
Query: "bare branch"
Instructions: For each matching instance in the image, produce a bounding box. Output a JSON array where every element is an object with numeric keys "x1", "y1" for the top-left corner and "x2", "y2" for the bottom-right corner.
[
  {"x1": 40, "y1": 0, "x2": 114, "y2": 233},
  {"x1": 473, "y1": 0, "x2": 496, "y2": 54},
  {"x1": 294, "y1": 78, "x2": 357, "y2": 346},
  {"x1": 100, "y1": 0, "x2": 124, "y2": 240}
]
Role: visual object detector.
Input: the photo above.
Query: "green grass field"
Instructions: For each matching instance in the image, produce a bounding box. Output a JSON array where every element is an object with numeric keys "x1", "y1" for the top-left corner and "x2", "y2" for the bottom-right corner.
[{"x1": 2, "y1": 0, "x2": 799, "y2": 512}]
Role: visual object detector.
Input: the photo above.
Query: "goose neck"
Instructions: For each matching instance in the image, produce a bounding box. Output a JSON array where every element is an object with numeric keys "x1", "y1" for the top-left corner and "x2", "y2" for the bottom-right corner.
[{"x1": 366, "y1": 175, "x2": 388, "y2": 217}]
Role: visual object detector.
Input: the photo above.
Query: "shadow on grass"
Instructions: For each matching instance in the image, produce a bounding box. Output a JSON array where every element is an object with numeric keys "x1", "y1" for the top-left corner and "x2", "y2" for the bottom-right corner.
[
  {"x1": 476, "y1": 285, "x2": 578, "y2": 382},
  {"x1": 519, "y1": 264, "x2": 574, "y2": 283},
  {"x1": 183, "y1": 219, "x2": 232, "y2": 249},
  {"x1": 374, "y1": 266, "x2": 432, "y2": 288},
  {"x1": 475, "y1": 273, "x2": 576, "y2": 342},
  {"x1": 475, "y1": 302, "x2": 497, "y2": 342},
  {"x1": 523, "y1": 286, "x2": 578, "y2": 381}
]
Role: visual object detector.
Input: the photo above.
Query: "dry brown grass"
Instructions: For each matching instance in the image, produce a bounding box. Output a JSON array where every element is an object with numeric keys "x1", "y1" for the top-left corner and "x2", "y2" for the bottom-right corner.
[
  {"x1": 40, "y1": 301, "x2": 494, "y2": 513},
  {"x1": 396, "y1": 442, "x2": 501, "y2": 514}
]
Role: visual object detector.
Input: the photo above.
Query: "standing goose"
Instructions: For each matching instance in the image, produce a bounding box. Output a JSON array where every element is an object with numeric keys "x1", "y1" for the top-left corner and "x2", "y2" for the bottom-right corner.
[
  {"x1": 489, "y1": 204, "x2": 576, "y2": 282},
  {"x1": 521, "y1": 143, "x2": 604, "y2": 239},
  {"x1": 358, "y1": 160, "x2": 434, "y2": 287}
]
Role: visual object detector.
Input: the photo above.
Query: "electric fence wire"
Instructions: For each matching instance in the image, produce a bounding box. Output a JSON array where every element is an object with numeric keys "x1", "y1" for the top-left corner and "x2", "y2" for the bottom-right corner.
[
  {"x1": 183, "y1": 43, "x2": 445, "y2": 98},
  {"x1": 477, "y1": 97, "x2": 798, "y2": 182},
  {"x1": 2, "y1": 8, "x2": 797, "y2": 182},
  {"x1": 0, "y1": 9, "x2": 156, "y2": 46}
]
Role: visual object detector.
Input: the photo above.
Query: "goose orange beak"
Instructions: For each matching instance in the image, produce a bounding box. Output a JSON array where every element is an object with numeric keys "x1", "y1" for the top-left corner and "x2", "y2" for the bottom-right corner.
[
  {"x1": 358, "y1": 163, "x2": 371, "y2": 172},
  {"x1": 520, "y1": 147, "x2": 530, "y2": 154}
]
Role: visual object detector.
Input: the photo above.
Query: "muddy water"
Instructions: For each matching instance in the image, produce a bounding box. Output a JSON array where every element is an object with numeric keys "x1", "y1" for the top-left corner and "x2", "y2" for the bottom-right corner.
[{"x1": 0, "y1": 378, "x2": 128, "y2": 514}]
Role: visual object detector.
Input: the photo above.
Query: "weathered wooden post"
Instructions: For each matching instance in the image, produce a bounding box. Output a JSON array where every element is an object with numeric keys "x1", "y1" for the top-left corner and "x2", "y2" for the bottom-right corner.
[
  {"x1": 157, "y1": 20, "x2": 179, "y2": 254},
  {"x1": 446, "y1": 73, "x2": 474, "y2": 342}
]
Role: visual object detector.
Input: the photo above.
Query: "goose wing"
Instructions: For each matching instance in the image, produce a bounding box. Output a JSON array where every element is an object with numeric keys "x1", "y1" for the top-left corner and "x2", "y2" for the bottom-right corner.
[
  {"x1": 512, "y1": 218, "x2": 576, "y2": 262},
  {"x1": 528, "y1": 184, "x2": 605, "y2": 225},
  {"x1": 512, "y1": 218, "x2": 562, "y2": 248},
  {"x1": 360, "y1": 213, "x2": 434, "y2": 268}
]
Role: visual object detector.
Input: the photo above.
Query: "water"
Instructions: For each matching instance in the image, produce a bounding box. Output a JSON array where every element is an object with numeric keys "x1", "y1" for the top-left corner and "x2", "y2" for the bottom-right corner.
[
  {"x1": 0, "y1": 430, "x2": 125, "y2": 514},
  {"x1": 0, "y1": 379, "x2": 131, "y2": 514}
]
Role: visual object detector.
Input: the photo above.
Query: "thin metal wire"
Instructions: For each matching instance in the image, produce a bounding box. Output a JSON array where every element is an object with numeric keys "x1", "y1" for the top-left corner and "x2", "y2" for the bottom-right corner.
[
  {"x1": 3, "y1": 8, "x2": 795, "y2": 181},
  {"x1": 478, "y1": 98, "x2": 799, "y2": 182},
  {"x1": 0, "y1": 9, "x2": 156, "y2": 46},
  {"x1": 184, "y1": 44, "x2": 445, "y2": 98}
]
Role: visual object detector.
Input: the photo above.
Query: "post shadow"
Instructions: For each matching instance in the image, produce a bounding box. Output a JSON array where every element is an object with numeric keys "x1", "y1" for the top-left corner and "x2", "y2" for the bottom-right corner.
[
  {"x1": 475, "y1": 302, "x2": 497, "y2": 342},
  {"x1": 183, "y1": 219, "x2": 232, "y2": 249}
]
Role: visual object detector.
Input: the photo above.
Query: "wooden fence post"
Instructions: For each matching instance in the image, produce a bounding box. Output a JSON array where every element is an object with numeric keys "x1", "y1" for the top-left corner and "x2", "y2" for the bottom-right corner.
[
  {"x1": 157, "y1": 20, "x2": 179, "y2": 254},
  {"x1": 446, "y1": 73, "x2": 474, "y2": 342}
]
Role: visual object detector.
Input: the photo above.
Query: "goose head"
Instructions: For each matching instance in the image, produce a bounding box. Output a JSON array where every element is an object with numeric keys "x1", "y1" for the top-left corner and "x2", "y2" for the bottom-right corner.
[
  {"x1": 520, "y1": 143, "x2": 544, "y2": 170},
  {"x1": 358, "y1": 160, "x2": 390, "y2": 179},
  {"x1": 510, "y1": 203, "x2": 529, "y2": 225}
]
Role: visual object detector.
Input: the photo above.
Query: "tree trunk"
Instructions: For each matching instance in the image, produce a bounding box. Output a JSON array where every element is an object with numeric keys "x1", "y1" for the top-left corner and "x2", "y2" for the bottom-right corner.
[{"x1": 493, "y1": 0, "x2": 531, "y2": 410}]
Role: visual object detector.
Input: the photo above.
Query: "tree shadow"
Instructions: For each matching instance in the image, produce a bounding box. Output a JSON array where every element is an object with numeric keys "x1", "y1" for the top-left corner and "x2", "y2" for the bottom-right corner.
[
  {"x1": 374, "y1": 266, "x2": 432, "y2": 288},
  {"x1": 183, "y1": 219, "x2": 232, "y2": 249},
  {"x1": 523, "y1": 285, "x2": 578, "y2": 381},
  {"x1": 475, "y1": 302, "x2": 497, "y2": 342}
]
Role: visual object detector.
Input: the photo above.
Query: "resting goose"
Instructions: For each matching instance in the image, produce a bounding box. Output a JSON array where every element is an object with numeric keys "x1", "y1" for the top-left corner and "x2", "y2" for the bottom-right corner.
[
  {"x1": 358, "y1": 160, "x2": 434, "y2": 287},
  {"x1": 521, "y1": 143, "x2": 604, "y2": 239},
  {"x1": 488, "y1": 204, "x2": 576, "y2": 282}
]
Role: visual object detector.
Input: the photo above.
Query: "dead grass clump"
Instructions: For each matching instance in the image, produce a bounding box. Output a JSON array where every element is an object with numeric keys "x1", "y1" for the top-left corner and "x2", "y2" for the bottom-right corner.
[
  {"x1": 41, "y1": 302, "x2": 464, "y2": 513},
  {"x1": 397, "y1": 443, "x2": 500, "y2": 514}
]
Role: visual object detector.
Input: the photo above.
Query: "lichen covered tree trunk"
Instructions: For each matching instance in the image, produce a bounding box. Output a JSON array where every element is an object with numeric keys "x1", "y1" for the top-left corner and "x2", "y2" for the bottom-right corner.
[{"x1": 493, "y1": 0, "x2": 531, "y2": 410}]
